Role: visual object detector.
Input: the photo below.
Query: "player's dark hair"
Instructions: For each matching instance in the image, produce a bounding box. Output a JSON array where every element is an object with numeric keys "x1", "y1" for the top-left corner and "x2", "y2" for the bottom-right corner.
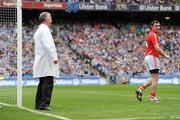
[
  {"x1": 150, "y1": 20, "x2": 160, "y2": 27},
  {"x1": 39, "y1": 12, "x2": 49, "y2": 23}
]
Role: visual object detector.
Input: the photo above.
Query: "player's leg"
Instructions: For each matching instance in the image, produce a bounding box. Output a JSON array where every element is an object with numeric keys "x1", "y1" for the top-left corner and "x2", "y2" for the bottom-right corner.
[
  {"x1": 149, "y1": 70, "x2": 159, "y2": 103},
  {"x1": 149, "y1": 56, "x2": 160, "y2": 103},
  {"x1": 136, "y1": 77, "x2": 153, "y2": 101},
  {"x1": 136, "y1": 55, "x2": 152, "y2": 101},
  {"x1": 137, "y1": 78, "x2": 152, "y2": 92},
  {"x1": 136, "y1": 55, "x2": 159, "y2": 102}
]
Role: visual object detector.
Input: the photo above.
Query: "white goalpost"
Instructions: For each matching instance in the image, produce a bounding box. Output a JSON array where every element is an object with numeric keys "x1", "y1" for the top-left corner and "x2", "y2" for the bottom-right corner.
[
  {"x1": 0, "y1": 0, "x2": 22, "y2": 108},
  {"x1": 17, "y1": 0, "x2": 22, "y2": 108}
]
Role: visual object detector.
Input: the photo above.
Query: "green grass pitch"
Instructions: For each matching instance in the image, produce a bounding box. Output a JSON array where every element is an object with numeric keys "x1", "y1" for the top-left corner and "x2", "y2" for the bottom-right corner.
[{"x1": 1, "y1": 85, "x2": 180, "y2": 120}]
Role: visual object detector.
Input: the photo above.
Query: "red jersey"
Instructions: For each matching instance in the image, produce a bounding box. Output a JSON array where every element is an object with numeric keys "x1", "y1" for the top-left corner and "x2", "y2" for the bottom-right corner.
[{"x1": 145, "y1": 31, "x2": 160, "y2": 57}]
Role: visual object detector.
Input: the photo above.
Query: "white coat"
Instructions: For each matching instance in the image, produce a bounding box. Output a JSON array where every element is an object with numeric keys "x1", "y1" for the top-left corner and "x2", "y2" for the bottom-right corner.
[{"x1": 33, "y1": 24, "x2": 59, "y2": 78}]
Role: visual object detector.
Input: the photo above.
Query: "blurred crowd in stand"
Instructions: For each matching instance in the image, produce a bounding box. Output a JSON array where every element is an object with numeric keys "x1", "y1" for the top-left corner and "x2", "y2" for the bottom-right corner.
[
  {"x1": 60, "y1": 22, "x2": 179, "y2": 80},
  {"x1": 0, "y1": 20, "x2": 179, "y2": 82}
]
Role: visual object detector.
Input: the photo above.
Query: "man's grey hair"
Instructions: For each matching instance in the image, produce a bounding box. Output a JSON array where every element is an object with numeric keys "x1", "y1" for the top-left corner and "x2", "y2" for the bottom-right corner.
[{"x1": 39, "y1": 12, "x2": 50, "y2": 23}]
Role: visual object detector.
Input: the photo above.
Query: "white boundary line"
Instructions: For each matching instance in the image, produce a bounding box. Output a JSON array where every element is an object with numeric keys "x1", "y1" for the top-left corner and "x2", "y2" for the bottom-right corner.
[
  {"x1": 95, "y1": 116, "x2": 180, "y2": 120},
  {"x1": 74, "y1": 90, "x2": 180, "y2": 100},
  {"x1": 0, "y1": 102, "x2": 71, "y2": 120},
  {"x1": 21, "y1": 107, "x2": 71, "y2": 120},
  {"x1": 0, "y1": 102, "x2": 16, "y2": 107}
]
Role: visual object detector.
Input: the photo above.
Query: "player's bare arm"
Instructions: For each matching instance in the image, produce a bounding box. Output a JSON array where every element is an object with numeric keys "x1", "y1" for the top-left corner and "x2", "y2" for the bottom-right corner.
[{"x1": 154, "y1": 44, "x2": 170, "y2": 59}]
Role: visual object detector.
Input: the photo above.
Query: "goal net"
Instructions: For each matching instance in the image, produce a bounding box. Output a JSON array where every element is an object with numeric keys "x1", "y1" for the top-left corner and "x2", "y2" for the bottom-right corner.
[{"x1": 0, "y1": 0, "x2": 22, "y2": 107}]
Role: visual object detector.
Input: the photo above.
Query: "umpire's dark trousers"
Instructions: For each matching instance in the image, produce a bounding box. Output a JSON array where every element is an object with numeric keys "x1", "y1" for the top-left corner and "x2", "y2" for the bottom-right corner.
[{"x1": 35, "y1": 76, "x2": 54, "y2": 109}]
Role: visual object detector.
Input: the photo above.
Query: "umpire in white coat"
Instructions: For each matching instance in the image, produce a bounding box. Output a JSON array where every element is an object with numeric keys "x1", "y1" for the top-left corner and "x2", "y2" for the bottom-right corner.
[{"x1": 33, "y1": 12, "x2": 59, "y2": 110}]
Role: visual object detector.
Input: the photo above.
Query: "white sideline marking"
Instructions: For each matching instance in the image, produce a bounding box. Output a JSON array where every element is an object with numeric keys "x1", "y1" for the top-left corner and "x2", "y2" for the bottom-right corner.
[
  {"x1": 0, "y1": 102, "x2": 71, "y2": 120},
  {"x1": 96, "y1": 116, "x2": 180, "y2": 120},
  {"x1": 76, "y1": 91, "x2": 180, "y2": 100},
  {"x1": 0, "y1": 102, "x2": 15, "y2": 107},
  {"x1": 21, "y1": 107, "x2": 71, "y2": 120}
]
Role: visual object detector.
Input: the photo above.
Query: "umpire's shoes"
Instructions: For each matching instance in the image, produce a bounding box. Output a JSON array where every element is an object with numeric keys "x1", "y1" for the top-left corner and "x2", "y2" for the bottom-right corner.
[{"x1": 36, "y1": 107, "x2": 52, "y2": 111}]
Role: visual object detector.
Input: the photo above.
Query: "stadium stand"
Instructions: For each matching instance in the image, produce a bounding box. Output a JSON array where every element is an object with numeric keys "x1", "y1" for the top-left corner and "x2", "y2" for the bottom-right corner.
[
  {"x1": 0, "y1": 19, "x2": 179, "y2": 82},
  {"x1": 0, "y1": 0, "x2": 179, "y2": 84},
  {"x1": 60, "y1": 22, "x2": 179, "y2": 78}
]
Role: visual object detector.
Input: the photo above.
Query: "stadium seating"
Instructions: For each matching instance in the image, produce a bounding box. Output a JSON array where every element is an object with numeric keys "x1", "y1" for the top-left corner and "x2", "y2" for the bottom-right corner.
[{"x1": 0, "y1": 21, "x2": 179, "y2": 80}]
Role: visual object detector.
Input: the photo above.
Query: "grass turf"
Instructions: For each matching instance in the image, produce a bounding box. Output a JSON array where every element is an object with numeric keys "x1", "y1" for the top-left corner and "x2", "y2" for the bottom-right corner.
[{"x1": 1, "y1": 85, "x2": 180, "y2": 120}]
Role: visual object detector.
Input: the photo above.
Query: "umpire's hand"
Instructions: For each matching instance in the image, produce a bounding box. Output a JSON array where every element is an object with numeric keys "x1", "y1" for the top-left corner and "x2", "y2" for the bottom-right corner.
[{"x1": 53, "y1": 60, "x2": 58, "y2": 64}]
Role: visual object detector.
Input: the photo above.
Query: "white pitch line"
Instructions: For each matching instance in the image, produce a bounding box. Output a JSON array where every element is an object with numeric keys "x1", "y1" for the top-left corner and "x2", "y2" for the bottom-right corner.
[
  {"x1": 164, "y1": 97, "x2": 180, "y2": 100},
  {"x1": 0, "y1": 102, "x2": 15, "y2": 107},
  {"x1": 76, "y1": 91, "x2": 180, "y2": 100},
  {"x1": 21, "y1": 107, "x2": 71, "y2": 120},
  {"x1": 95, "y1": 116, "x2": 180, "y2": 120},
  {"x1": 0, "y1": 102, "x2": 71, "y2": 120}
]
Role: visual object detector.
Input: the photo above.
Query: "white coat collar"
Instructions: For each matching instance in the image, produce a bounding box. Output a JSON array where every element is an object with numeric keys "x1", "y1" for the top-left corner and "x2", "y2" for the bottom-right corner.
[{"x1": 40, "y1": 23, "x2": 49, "y2": 28}]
